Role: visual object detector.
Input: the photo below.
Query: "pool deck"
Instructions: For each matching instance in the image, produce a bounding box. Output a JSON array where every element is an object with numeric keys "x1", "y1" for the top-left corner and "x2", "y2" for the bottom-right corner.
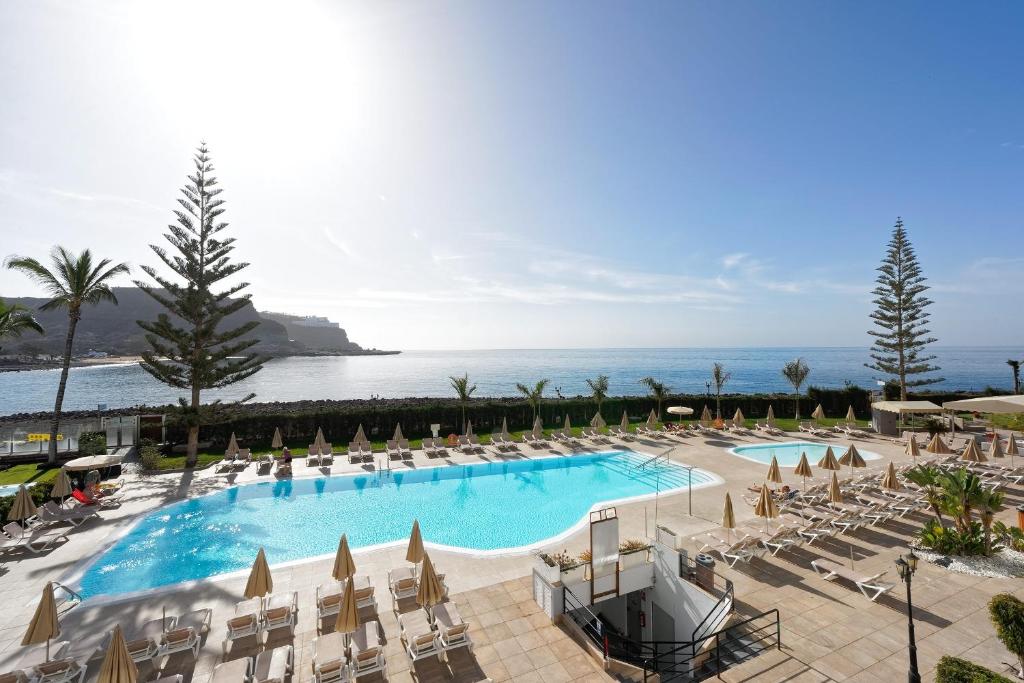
[{"x1": 1, "y1": 427, "x2": 1022, "y2": 681}]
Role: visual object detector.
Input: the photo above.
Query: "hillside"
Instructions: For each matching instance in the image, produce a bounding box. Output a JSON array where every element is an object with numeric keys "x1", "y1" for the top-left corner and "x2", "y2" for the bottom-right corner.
[{"x1": 0, "y1": 287, "x2": 368, "y2": 357}]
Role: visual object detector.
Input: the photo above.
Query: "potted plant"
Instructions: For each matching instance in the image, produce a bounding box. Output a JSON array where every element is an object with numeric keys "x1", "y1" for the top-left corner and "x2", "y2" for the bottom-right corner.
[{"x1": 618, "y1": 539, "x2": 652, "y2": 570}]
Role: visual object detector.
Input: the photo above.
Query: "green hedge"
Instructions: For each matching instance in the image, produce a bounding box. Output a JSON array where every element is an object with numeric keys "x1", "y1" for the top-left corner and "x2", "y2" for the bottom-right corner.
[
  {"x1": 78, "y1": 431, "x2": 107, "y2": 456},
  {"x1": 936, "y1": 656, "x2": 1013, "y2": 682},
  {"x1": 164, "y1": 386, "x2": 872, "y2": 449},
  {"x1": 0, "y1": 480, "x2": 55, "y2": 522}
]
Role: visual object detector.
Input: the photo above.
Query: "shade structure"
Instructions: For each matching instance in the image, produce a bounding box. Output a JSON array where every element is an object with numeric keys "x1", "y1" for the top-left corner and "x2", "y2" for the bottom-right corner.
[
  {"x1": 880, "y1": 462, "x2": 900, "y2": 491},
  {"x1": 334, "y1": 577, "x2": 360, "y2": 636},
  {"x1": 646, "y1": 410, "x2": 657, "y2": 428},
  {"x1": 564, "y1": 415, "x2": 572, "y2": 430},
  {"x1": 942, "y1": 395, "x2": 1024, "y2": 413},
  {"x1": 1007, "y1": 433, "x2": 1019, "y2": 466},
  {"x1": 501, "y1": 417, "x2": 510, "y2": 438},
  {"x1": 811, "y1": 404, "x2": 826, "y2": 421},
  {"x1": 531, "y1": 416, "x2": 543, "y2": 438},
  {"x1": 989, "y1": 435, "x2": 1005, "y2": 459},
  {"x1": 961, "y1": 439, "x2": 986, "y2": 463},
  {"x1": 22, "y1": 582, "x2": 60, "y2": 660},
  {"x1": 766, "y1": 455, "x2": 783, "y2": 484},
  {"x1": 226, "y1": 432, "x2": 239, "y2": 456},
  {"x1": 8, "y1": 484, "x2": 38, "y2": 522},
  {"x1": 753, "y1": 484, "x2": 778, "y2": 533},
  {"x1": 416, "y1": 553, "x2": 445, "y2": 612},
  {"x1": 839, "y1": 444, "x2": 866, "y2": 473},
  {"x1": 314, "y1": 427, "x2": 326, "y2": 450},
  {"x1": 406, "y1": 519, "x2": 425, "y2": 564},
  {"x1": 766, "y1": 405, "x2": 776, "y2": 427},
  {"x1": 271, "y1": 427, "x2": 283, "y2": 450},
  {"x1": 244, "y1": 547, "x2": 273, "y2": 599},
  {"x1": 816, "y1": 446, "x2": 840, "y2": 471},
  {"x1": 466, "y1": 420, "x2": 476, "y2": 437},
  {"x1": 722, "y1": 493, "x2": 736, "y2": 541},
  {"x1": 733, "y1": 407, "x2": 745, "y2": 426},
  {"x1": 393, "y1": 423, "x2": 404, "y2": 442},
  {"x1": 97, "y1": 625, "x2": 137, "y2": 683},
  {"x1": 926, "y1": 433, "x2": 952, "y2": 454},
  {"x1": 827, "y1": 472, "x2": 842, "y2": 504},
  {"x1": 332, "y1": 534, "x2": 356, "y2": 581},
  {"x1": 666, "y1": 406, "x2": 694, "y2": 418},
  {"x1": 794, "y1": 452, "x2": 813, "y2": 479},
  {"x1": 906, "y1": 436, "x2": 921, "y2": 458},
  {"x1": 353, "y1": 424, "x2": 367, "y2": 445},
  {"x1": 620, "y1": 411, "x2": 630, "y2": 432},
  {"x1": 51, "y1": 468, "x2": 72, "y2": 500},
  {"x1": 591, "y1": 411, "x2": 606, "y2": 429},
  {"x1": 700, "y1": 405, "x2": 713, "y2": 426},
  {"x1": 845, "y1": 405, "x2": 856, "y2": 422}
]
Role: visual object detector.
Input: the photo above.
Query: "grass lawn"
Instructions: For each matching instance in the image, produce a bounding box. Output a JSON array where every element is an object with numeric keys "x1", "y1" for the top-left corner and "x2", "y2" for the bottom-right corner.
[
  {"x1": 0, "y1": 464, "x2": 61, "y2": 486},
  {"x1": 991, "y1": 414, "x2": 1024, "y2": 431}
]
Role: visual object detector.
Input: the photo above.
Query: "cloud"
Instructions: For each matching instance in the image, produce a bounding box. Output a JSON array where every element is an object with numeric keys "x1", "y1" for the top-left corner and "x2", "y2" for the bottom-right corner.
[
  {"x1": 322, "y1": 227, "x2": 352, "y2": 257},
  {"x1": 720, "y1": 252, "x2": 748, "y2": 269}
]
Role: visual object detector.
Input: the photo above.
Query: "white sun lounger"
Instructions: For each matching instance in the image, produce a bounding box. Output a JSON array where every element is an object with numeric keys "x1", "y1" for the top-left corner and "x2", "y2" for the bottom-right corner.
[
  {"x1": 319, "y1": 444, "x2": 334, "y2": 466},
  {"x1": 159, "y1": 608, "x2": 212, "y2": 659},
  {"x1": 398, "y1": 439, "x2": 413, "y2": 459},
  {"x1": 2, "y1": 522, "x2": 69, "y2": 553},
  {"x1": 388, "y1": 566, "x2": 418, "y2": 610},
  {"x1": 223, "y1": 598, "x2": 262, "y2": 655},
  {"x1": 349, "y1": 621, "x2": 386, "y2": 679},
  {"x1": 434, "y1": 603, "x2": 473, "y2": 657},
  {"x1": 210, "y1": 657, "x2": 251, "y2": 683},
  {"x1": 253, "y1": 644, "x2": 293, "y2": 683},
  {"x1": 30, "y1": 658, "x2": 86, "y2": 683},
  {"x1": 262, "y1": 591, "x2": 298, "y2": 636},
  {"x1": 307, "y1": 445, "x2": 322, "y2": 467},
  {"x1": 311, "y1": 631, "x2": 349, "y2": 683},
  {"x1": 399, "y1": 610, "x2": 441, "y2": 663},
  {"x1": 811, "y1": 559, "x2": 894, "y2": 601},
  {"x1": 385, "y1": 440, "x2": 402, "y2": 461},
  {"x1": 36, "y1": 501, "x2": 98, "y2": 527},
  {"x1": 126, "y1": 616, "x2": 177, "y2": 663}
]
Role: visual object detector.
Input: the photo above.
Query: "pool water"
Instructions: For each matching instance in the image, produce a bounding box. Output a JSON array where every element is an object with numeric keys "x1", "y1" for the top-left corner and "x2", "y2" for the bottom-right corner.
[
  {"x1": 729, "y1": 441, "x2": 882, "y2": 467},
  {"x1": 77, "y1": 452, "x2": 716, "y2": 599}
]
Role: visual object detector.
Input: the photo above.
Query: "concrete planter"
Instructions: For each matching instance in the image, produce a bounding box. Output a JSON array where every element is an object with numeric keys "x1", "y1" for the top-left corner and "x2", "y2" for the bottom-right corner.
[{"x1": 619, "y1": 547, "x2": 650, "y2": 571}]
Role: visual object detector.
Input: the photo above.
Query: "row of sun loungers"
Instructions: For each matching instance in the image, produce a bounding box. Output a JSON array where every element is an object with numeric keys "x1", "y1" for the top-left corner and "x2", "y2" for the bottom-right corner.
[
  {"x1": 223, "y1": 593, "x2": 298, "y2": 655},
  {"x1": 384, "y1": 440, "x2": 413, "y2": 461}
]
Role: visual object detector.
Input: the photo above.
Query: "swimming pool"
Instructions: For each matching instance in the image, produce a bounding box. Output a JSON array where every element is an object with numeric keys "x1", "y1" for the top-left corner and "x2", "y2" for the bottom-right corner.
[
  {"x1": 76, "y1": 451, "x2": 717, "y2": 599},
  {"x1": 729, "y1": 441, "x2": 882, "y2": 467}
]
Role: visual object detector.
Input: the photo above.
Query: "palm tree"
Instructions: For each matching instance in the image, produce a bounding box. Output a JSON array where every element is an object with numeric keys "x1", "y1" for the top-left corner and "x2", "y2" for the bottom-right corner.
[
  {"x1": 0, "y1": 299, "x2": 44, "y2": 352},
  {"x1": 710, "y1": 363, "x2": 731, "y2": 419},
  {"x1": 781, "y1": 357, "x2": 811, "y2": 420},
  {"x1": 515, "y1": 379, "x2": 549, "y2": 422},
  {"x1": 639, "y1": 377, "x2": 670, "y2": 421},
  {"x1": 586, "y1": 375, "x2": 610, "y2": 418},
  {"x1": 905, "y1": 465, "x2": 944, "y2": 524},
  {"x1": 940, "y1": 467, "x2": 984, "y2": 534},
  {"x1": 977, "y1": 489, "x2": 1005, "y2": 555},
  {"x1": 449, "y1": 373, "x2": 476, "y2": 434},
  {"x1": 5, "y1": 248, "x2": 130, "y2": 463},
  {"x1": 1009, "y1": 360, "x2": 1021, "y2": 395}
]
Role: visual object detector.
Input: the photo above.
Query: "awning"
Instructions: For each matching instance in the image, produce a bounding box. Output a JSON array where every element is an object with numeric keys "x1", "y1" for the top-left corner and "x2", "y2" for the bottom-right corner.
[
  {"x1": 666, "y1": 406, "x2": 694, "y2": 416},
  {"x1": 62, "y1": 454, "x2": 123, "y2": 471},
  {"x1": 941, "y1": 395, "x2": 1024, "y2": 414},
  {"x1": 871, "y1": 401, "x2": 942, "y2": 414}
]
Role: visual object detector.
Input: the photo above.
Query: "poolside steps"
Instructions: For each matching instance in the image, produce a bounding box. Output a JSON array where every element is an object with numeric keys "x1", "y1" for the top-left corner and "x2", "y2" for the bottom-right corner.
[{"x1": 599, "y1": 452, "x2": 698, "y2": 491}]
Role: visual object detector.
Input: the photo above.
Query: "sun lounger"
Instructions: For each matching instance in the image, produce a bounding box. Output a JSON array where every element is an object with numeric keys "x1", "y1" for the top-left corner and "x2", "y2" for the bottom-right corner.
[
  {"x1": 262, "y1": 591, "x2": 298, "y2": 636},
  {"x1": 349, "y1": 621, "x2": 386, "y2": 679},
  {"x1": 346, "y1": 443, "x2": 362, "y2": 464},
  {"x1": 30, "y1": 658, "x2": 86, "y2": 683},
  {"x1": 385, "y1": 440, "x2": 402, "y2": 461},
  {"x1": 210, "y1": 658, "x2": 252, "y2": 683},
  {"x1": 0, "y1": 672, "x2": 33, "y2": 683},
  {"x1": 223, "y1": 598, "x2": 262, "y2": 655},
  {"x1": 276, "y1": 456, "x2": 292, "y2": 476},
  {"x1": 254, "y1": 453, "x2": 274, "y2": 474},
  {"x1": 13, "y1": 642, "x2": 71, "y2": 672},
  {"x1": 157, "y1": 608, "x2": 211, "y2": 659},
  {"x1": 253, "y1": 644, "x2": 293, "y2": 683},
  {"x1": 126, "y1": 616, "x2": 178, "y2": 663},
  {"x1": 747, "y1": 526, "x2": 801, "y2": 556},
  {"x1": 320, "y1": 444, "x2": 334, "y2": 465},
  {"x1": 233, "y1": 449, "x2": 251, "y2": 470},
  {"x1": 388, "y1": 566, "x2": 418, "y2": 610},
  {"x1": 316, "y1": 579, "x2": 345, "y2": 622},
  {"x1": 36, "y1": 500, "x2": 98, "y2": 527},
  {"x1": 457, "y1": 435, "x2": 475, "y2": 453},
  {"x1": 398, "y1": 439, "x2": 413, "y2": 459},
  {"x1": 308, "y1": 445, "x2": 322, "y2": 467},
  {"x1": 311, "y1": 631, "x2": 349, "y2": 683},
  {"x1": 399, "y1": 610, "x2": 441, "y2": 663},
  {"x1": 693, "y1": 534, "x2": 762, "y2": 567},
  {"x1": 433, "y1": 603, "x2": 473, "y2": 656},
  {"x1": 811, "y1": 559, "x2": 894, "y2": 601},
  {"x1": 2, "y1": 522, "x2": 69, "y2": 553},
  {"x1": 798, "y1": 422, "x2": 829, "y2": 437}
]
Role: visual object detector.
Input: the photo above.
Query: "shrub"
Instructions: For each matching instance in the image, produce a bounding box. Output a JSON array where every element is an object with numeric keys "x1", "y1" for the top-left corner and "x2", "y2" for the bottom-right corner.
[
  {"x1": 935, "y1": 656, "x2": 1013, "y2": 682},
  {"x1": 918, "y1": 519, "x2": 986, "y2": 556},
  {"x1": 619, "y1": 539, "x2": 650, "y2": 553},
  {"x1": 77, "y1": 431, "x2": 107, "y2": 456},
  {"x1": 989, "y1": 594, "x2": 1024, "y2": 679},
  {"x1": 993, "y1": 522, "x2": 1024, "y2": 552},
  {"x1": 139, "y1": 445, "x2": 162, "y2": 471}
]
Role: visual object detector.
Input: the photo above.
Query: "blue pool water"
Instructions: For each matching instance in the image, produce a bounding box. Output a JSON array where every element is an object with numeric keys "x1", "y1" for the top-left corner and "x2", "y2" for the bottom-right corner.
[
  {"x1": 77, "y1": 452, "x2": 716, "y2": 599},
  {"x1": 730, "y1": 441, "x2": 882, "y2": 467}
]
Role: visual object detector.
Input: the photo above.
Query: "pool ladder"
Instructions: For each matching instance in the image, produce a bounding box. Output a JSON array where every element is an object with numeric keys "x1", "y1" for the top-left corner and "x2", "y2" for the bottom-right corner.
[
  {"x1": 635, "y1": 452, "x2": 669, "y2": 469},
  {"x1": 52, "y1": 581, "x2": 82, "y2": 613}
]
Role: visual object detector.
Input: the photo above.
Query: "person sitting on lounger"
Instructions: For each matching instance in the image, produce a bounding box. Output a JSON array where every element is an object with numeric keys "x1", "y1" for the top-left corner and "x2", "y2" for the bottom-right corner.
[{"x1": 746, "y1": 485, "x2": 798, "y2": 502}]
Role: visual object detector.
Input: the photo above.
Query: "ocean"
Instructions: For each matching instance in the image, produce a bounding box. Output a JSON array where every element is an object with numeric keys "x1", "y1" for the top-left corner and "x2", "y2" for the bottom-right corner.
[{"x1": 0, "y1": 346, "x2": 1017, "y2": 417}]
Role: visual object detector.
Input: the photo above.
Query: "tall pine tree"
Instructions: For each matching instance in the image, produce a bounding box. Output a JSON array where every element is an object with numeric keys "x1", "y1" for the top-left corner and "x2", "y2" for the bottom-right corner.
[
  {"x1": 136, "y1": 143, "x2": 264, "y2": 466},
  {"x1": 865, "y1": 217, "x2": 942, "y2": 400}
]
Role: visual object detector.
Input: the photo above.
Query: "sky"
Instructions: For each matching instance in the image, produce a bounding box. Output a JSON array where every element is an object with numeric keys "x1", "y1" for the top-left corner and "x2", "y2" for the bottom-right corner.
[{"x1": 1, "y1": 0, "x2": 1022, "y2": 351}]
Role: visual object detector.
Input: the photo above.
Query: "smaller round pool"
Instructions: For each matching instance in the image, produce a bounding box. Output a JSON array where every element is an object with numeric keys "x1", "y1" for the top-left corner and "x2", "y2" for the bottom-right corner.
[{"x1": 729, "y1": 441, "x2": 883, "y2": 467}]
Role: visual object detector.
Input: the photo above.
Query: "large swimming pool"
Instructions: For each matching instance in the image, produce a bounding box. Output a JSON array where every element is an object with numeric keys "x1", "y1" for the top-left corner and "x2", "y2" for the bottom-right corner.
[
  {"x1": 730, "y1": 441, "x2": 882, "y2": 467},
  {"x1": 76, "y1": 452, "x2": 716, "y2": 599}
]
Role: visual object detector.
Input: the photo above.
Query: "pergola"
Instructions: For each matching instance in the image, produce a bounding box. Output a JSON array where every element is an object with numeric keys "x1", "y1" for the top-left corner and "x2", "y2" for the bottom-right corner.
[{"x1": 871, "y1": 400, "x2": 943, "y2": 435}]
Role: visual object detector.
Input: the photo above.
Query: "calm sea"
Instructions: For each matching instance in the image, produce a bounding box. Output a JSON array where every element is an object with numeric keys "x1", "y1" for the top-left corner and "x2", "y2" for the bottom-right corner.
[{"x1": 0, "y1": 347, "x2": 1017, "y2": 416}]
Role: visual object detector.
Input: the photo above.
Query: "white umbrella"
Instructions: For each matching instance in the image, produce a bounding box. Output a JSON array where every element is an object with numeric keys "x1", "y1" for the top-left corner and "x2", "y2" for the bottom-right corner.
[
  {"x1": 393, "y1": 423, "x2": 404, "y2": 442},
  {"x1": 532, "y1": 416, "x2": 543, "y2": 438}
]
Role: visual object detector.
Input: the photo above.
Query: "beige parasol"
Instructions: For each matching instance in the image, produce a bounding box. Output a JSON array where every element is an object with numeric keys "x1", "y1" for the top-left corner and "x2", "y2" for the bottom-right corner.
[
  {"x1": 271, "y1": 427, "x2": 283, "y2": 450},
  {"x1": 467, "y1": 420, "x2": 476, "y2": 438},
  {"x1": 416, "y1": 553, "x2": 445, "y2": 614},
  {"x1": 244, "y1": 547, "x2": 273, "y2": 599},
  {"x1": 794, "y1": 452, "x2": 813, "y2": 491},
  {"x1": 564, "y1": 415, "x2": 572, "y2": 431},
  {"x1": 591, "y1": 411, "x2": 606, "y2": 430},
  {"x1": 845, "y1": 405, "x2": 856, "y2": 422},
  {"x1": 926, "y1": 433, "x2": 952, "y2": 455},
  {"x1": 22, "y1": 582, "x2": 60, "y2": 661},
  {"x1": 226, "y1": 432, "x2": 239, "y2": 456},
  {"x1": 961, "y1": 439, "x2": 986, "y2": 463},
  {"x1": 766, "y1": 455, "x2": 783, "y2": 484},
  {"x1": 839, "y1": 444, "x2": 867, "y2": 474},
  {"x1": 393, "y1": 423, "x2": 404, "y2": 442},
  {"x1": 353, "y1": 424, "x2": 367, "y2": 445},
  {"x1": 880, "y1": 462, "x2": 900, "y2": 491},
  {"x1": 51, "y1": 468, "x2": 73, "y2": 501},
  {"x1": 816, "y1": 446, "x2": 840, "y2": 471},
  {"x1": 766, "y1": 405, "x2": 776, "y2": 427},
  {"x1": 314, "y1": 427, "x2": 326, "y2": 451},
  {"x1": 406, "y1": 519, "x2": 425, "y2": 565},
  {"x1": 700, "y1": 405, "x2": 713, "y2": 427},
  {"x1": 1007, "y1": 433, "x2": 1019, "y2": 467},
  {"x1": 722, "y1": 493, "x2": 736, "y2": 541},
  {"x1": 8, "y1": 484, "x2": 38, "y2": 522},
  {"x1": 97, "y1": 625, "x2": 137, "y2": 683},
  {"x1": 501, "y1": 417, "x2": 510, "y2": 438},
  {"x1": 334, "y1": 577, "x2": 360, "y2": 640},
  {"x1": 332, "y1": 534, "x2": 356, "y2": 581},
  {"x1": 531, "y1": 416, "x2": 543, "y2": 438},
  {"x1": 811, "y1": 404, "x2": 826, "y2": 422},
  {"x1": 827, "y1": 472, "x2": 843, "y2": 505},
  {"x1": 733, "y1": 407, "x2": 745, "y2": 426},
  {"x1": 989, "y1": 435, "x2": 1005, "y2": 459},
  {"x1": 906, "y1": 436, "x2": 921, "y2": 459},
  {"x1": 753, "y1": 484, "x2": 778, "y2": 533},
  {"x1": 620, "y1": 411, "x2": 630, "y2": 433},
  {"x1": 647, "y1": 409, "x2": 658, "y2": 428}
]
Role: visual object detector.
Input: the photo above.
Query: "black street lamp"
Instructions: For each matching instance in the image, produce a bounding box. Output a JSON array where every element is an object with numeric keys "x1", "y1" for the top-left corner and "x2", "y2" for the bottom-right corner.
[{"x1": 895, "y1": 549, "x2": 921, "y2": 683}]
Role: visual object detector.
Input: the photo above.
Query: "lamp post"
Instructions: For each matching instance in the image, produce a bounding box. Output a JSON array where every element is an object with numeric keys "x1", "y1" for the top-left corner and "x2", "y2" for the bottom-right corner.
[{"x1": 895, "y1": 549, "x2": 921, "y2": 683}]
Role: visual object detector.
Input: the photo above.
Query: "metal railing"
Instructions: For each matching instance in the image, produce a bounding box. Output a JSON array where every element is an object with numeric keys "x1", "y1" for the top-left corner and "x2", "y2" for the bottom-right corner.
[
  {"x1": 52, "y1": 582, "x2": 83, "y2": 613},
  {"x1": 636, "y1": 452, "x2": 669, "y2": 469}
]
